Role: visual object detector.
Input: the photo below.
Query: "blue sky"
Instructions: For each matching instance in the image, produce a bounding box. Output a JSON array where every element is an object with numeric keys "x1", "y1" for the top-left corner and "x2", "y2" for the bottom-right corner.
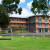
[
  {"x1": 0, "y1": 0, "x2": 34, "y2": 18},
  {"x1": 0, "y1": 0, "x2": 50, "y2": 17},
  {"x1": 10, "y1": 0, "x2": 34, "y2": 18},
  {"x1": 0, "y1": 0, "x2": 42, "y2": 18}
]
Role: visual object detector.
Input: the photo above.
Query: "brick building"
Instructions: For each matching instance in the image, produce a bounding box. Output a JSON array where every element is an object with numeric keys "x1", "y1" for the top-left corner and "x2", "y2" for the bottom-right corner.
[{"x1": 9, "y1": 15, "x2": 50, "y2": 33}]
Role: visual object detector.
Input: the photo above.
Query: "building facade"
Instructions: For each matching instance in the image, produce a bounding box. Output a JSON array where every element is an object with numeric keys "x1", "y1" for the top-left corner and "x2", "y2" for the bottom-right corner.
[
  {"x1": 9, "y1": 17, "x2": 28, "y2": 28},
  {"x1": 9, "y1": 15, "x2": 50, "y2": 33}
]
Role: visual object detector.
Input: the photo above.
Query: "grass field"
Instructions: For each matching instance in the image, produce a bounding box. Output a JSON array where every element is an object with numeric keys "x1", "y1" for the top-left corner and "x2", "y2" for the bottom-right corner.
[{"x1": 0, "y1": 36, "x2": 50, "y2": 50}]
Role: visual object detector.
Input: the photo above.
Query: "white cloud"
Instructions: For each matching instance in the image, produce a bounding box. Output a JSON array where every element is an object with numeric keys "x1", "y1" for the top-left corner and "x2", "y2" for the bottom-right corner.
[
  {"x1": 10, "y1": 8, "x2": 34, "y2": 18},
  {"x1": 27, "y1": 1, "x2": 33, "y2": 9},
  {"x1": 0, "y1": 0, "x2": 2, "y2": 4},
  {"x1": 20, "y1": 0, "x2": 25, "y2": 4},
  {"x1": 47, "y1": 10, "x2": 50, "y2": 16}
]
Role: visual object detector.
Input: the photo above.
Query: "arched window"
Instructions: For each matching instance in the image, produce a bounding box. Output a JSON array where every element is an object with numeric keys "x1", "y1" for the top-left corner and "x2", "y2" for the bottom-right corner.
[
  {"x1": 38, "y1": 17, "x2": 41, "y2": 21},
  {"x1": 45, "y1": 17, "x2": 47, "y2": 22}
]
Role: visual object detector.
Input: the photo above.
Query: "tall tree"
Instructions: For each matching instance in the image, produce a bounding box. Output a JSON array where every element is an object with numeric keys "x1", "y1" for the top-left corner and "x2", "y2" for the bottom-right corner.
[
  {"x1": 0, "y1": 0, "x2": 22, "y2": 28},
  {"x1": 31, "y1": 0, "x2": 49, "y2": 17},
  {"x1": 2, "y1": 0, "x2": 22, "y2": 14}
]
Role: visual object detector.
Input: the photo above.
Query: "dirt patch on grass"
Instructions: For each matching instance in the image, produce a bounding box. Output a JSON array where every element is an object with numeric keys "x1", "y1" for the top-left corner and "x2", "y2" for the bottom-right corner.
[
  {"x1": 0, "y1": 48, "x2": 2, "y2": 50},
  {"x1": 8, "y1": 47, "x2": 16, "y2": 49}
]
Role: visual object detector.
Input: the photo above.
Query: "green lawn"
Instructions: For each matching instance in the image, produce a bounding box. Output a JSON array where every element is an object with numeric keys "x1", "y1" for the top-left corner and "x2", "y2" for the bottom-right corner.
[{"x1": 0, "y1": 36, "x2": 50, "y2": 50}]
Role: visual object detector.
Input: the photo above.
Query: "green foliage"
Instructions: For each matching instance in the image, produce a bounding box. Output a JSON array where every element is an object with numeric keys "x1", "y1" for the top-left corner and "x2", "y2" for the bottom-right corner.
[
  {"x1": 11, "y1": 26, "x2": 25, "y2": 29},
  {"x1": 2, "y1": 0, "x2": 20, "y2": 5},
  {"x1": 0, "y1": 30, "x2": 6, "y2": 34},
  {"x1": 0, "y1": 5, "x2": 10, "y2": 28},
  {"x1": 16, "y1": 30, "x2": 30, "y2": 33},
  {"x1": 0, "y1": 0, "x2": 22, "y2": 28},
  {"x1": 41, "y1": 15, "x2": 49, "y2": 18},
  {"x1": 31, "y1": 0, "x2": 49, "y2": 16},
  {"x1": 2, "y1": 0, "x2": 22, "y2": 14}
]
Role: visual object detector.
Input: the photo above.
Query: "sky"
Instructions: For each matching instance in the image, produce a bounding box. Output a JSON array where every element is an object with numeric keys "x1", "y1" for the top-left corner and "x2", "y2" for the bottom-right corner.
[
  {"x1": 10, "y1": 0, "x2": 34, "y2": 18},
  {"x1": 0, "y1": 0, "x2": 50, "y2": 18},
  {"x1": 0, "y1": 0, "x2": 34, "y2": 18}
]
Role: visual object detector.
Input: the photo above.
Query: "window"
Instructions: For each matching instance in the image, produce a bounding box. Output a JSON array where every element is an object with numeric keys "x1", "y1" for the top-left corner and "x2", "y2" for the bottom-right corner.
[
  {"x1": 45, "y1": 28, "x2": 48, "y2": 32},
  {"x1": 38, "y1": 17, "x2": 41, "y2": 21},
  {"x1": 39, "y1": 28, "x2": 41, "y2": 33},
  {"x1": 34, "y1": 17, "x2": 36, "y2": 22},
  {"x1": 45, "y1": 23, "x2": 47, "y2": 27},
  {"x1": 30, "y1": 24, "x2": 33, "y2": 29},
  {"x1": 34, "y1": 27, "x2": 36, "y2": 33},
  {"x1": 45, "y1": 17, "x2": 47, "y2": 22},
  {"x1": 30, "y1": 18, "x2": 33, "y2": 22},
  {"x1": 12, "y1": 24, "x2": 14, "y2": 26},
  {"x1": 21, "y1": 19, "x2": 23, "y2": 21},
  {"x1": 22, "y1": 24, "x2": 23, "y2": 26},
  {"x1": 26, "y1": 19, "x2": 27, "y2": 21},
  {"x1": 38, "y1": 24, "x2": 41, "y2": 27},
  {"x1": 17, "y1": 19, "x2": 19, "y2": 21},
  {"x1": 12, "y1": 18, "x2": 14, "y2": 21}
]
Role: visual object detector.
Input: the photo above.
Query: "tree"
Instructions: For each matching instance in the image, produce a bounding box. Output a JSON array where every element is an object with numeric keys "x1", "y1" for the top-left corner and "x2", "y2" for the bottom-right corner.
[
  {"x1": 0, "y1": 5, "x2": 10, "y2": 28},
  {"x1": 0, "y1": 0, "x2": 22, "y2": 28},
  {"x1": 31, "y1": 0, "x2": 49, "y2": 17},
  {"x1": 2, "y1": 0, "x2": 22, "y2": 14}
]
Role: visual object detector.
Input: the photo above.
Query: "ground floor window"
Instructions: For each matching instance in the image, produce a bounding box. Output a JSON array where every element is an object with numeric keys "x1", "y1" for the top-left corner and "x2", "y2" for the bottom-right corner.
[
  {"x1": 45, "y1": 28, "x2": 48, "y2": 32},
  {"x1": 38, "y1": 28, "x2": 41, "y2": 33},
  {"x1": 34, "y1": 27, "x2": 36, "y2": 33}
]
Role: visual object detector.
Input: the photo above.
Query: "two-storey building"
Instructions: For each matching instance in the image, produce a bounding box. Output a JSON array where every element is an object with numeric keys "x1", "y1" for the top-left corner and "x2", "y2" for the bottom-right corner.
[{"x1": 9, "y1": 15, "x2": 50, "y2": 33}]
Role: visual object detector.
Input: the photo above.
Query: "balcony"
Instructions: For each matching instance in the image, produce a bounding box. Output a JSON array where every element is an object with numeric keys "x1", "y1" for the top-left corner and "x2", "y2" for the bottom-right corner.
[
  {"x1": 38, "y1": 21, "x2": 42, "y2": 23},
  {"x1": 45, "y1": 21, "x2": 49, "y2": 23},
  {"x1": 37, "y1": 26, "x2": 49, "y2": 28},
  {"x1": 38, "y1": 26, "x2": 42, "y2": 28},
  {"x1": 45, "y1": 26, "x2": 48, "y2": 28}
]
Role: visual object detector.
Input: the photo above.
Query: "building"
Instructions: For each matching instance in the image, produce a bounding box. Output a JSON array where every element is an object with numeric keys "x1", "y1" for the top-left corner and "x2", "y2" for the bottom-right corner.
[
  {"x1": 9, "y1": 17, "x2": 28, "y2": 28},
  {"x1": 9, "y1": 15, "x2": 50, "y2": 33}
]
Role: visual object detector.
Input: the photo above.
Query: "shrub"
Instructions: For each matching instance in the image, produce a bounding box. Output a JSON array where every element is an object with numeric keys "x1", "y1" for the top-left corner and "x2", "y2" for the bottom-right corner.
[{"x1": 0, "y1": 30, "x2": 6, "y2": 34}]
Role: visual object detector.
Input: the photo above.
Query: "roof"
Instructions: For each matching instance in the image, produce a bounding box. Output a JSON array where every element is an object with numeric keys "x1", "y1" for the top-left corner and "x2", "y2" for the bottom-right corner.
[
  {"x1": 9, "y1": 15, "x2": 50, "y2": 18},
  {"x1": 9, "y1": 16, "x2": 28, "y2": 18}
]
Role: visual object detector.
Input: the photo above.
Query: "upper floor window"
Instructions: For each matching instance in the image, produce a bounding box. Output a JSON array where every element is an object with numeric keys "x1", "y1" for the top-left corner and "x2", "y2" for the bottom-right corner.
[
  {"x1": 38, "y1": 24, "x2": 41, "y2": 27},
  {"x1": 12, "y1": 18, "x2": 14, "y2": 21},
  {"x1": 38, "y1": 17, "x2": 41, "y2": 21},
  {"x1": 17, "y1": 19, "x2": 19, "y2": 21},
  {"x1": 34, "y1": 17, "x2": 36, "y2": 22},
  {"x1": 26, "y1": 19, "x2": 27, "y2": 21},
  {"x1": 30, "y1": 18, "x2": 33, "y2": 22},
  {"x1": 21, "y1": 19, "x2": 23, "y2": 21},
  {"x1": 45, "y1": 17, "x2": 47, "y2": 22}
]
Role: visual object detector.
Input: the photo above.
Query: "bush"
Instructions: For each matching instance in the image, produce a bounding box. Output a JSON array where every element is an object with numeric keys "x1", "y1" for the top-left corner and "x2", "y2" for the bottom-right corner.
[
  {"x1": 0, "y1": 30, "x2": 6, "y2": 34},
  {"x1": 23, "y1": 30, "x2": 30, "y2": 33},
  {"x1": 16, "y1": 30, "x2": 30, "y2": 33}
]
